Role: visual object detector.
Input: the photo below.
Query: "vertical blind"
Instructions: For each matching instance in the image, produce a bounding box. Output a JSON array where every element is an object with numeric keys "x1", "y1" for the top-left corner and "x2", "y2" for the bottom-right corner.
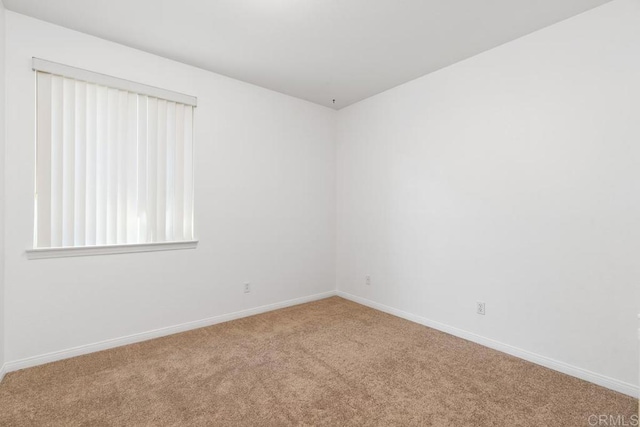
[{"x1": 35, "y1": 68, "x2": 195, "y2": 249}]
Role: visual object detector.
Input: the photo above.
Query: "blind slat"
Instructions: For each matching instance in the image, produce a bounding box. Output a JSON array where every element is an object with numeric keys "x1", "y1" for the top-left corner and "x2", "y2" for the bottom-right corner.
[
  {"x1": 62, "y1": 78, "x2": 76, "y2": 247},
  {"x1": 116, "y1": 91, "x2": 128, "y2": 244},
  {"x1": 107, "y1": 88, "x2": 119, "y2": 245},
  {"x1": 127, "y1": 92, "x2": 138, "y2": 243},
  {"x1": 183, "y1": 106, "x2": 194, "y2": 240},
  {"x1": 147, "y1": 97, "x2": 158, "y2": 243},
  {"x1": 86, "y1": 83, "x2": 97, "y2": 245},
  {"x1": 51, "y1": 75, "x2": 64, "y2": 248},
  {"x1": 165, "y1": 101, "x2": 176, "y2": 241},
  {"x1": 36, "y1": 73, "x2": 53, "y2": 248},
  {"x1": 174, "y1": 103, "x2": 185, "y2": 241},
  {"x1": 96, "y1": 85, "x2": 108, "y2": 245},
  {"x1": 156, "y1": 99, "x2": 167, "y2": 242},
  {"x1": 137, "y1": 96, "x2": 148, "y2": 243},
  {"x1": 75, "y1": 81, "x2": 87, "y2": 246}
]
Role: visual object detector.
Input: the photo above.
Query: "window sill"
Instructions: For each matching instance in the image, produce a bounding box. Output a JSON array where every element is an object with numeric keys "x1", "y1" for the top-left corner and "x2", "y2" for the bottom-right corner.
[{"x1": 26, "y1": 240, "x2": 198, "y2": 260}]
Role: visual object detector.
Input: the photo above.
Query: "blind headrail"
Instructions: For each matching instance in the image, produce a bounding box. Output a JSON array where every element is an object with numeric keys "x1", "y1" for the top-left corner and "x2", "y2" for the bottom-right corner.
[{"x1": 32, "y1": 57, "x2": 197, "y2": 107}]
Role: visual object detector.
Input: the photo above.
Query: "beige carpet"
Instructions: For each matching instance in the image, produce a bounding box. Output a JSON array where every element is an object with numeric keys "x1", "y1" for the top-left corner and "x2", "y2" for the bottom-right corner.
[{"x1": 0, "y1": 297, "x2": 636, "y2": 426}]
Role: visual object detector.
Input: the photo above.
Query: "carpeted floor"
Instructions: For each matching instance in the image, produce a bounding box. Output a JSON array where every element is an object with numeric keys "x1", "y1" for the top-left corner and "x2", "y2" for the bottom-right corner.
[{"x1": 0, "y1": 297, "x2": 636, "y2": 426}]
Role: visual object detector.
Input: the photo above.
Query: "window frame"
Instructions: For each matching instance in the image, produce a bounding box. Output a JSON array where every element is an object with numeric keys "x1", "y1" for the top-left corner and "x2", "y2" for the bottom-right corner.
[{"x1": 26, "y1": 58, "x2": 198, "y2": 259}]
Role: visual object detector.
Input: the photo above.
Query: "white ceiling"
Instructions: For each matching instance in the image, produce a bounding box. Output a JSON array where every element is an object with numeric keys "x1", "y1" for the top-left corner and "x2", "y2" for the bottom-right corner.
[{"x1": 4, "y1": 0, "x2": 612, "y2": 109}]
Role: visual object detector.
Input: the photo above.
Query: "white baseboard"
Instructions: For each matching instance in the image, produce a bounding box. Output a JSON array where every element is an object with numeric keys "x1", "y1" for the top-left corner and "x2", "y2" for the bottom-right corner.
[
  {"x1": 0, "y1": 364, "x2": 6, "y2": 383},
  {"x1": 3, "y1": 290, "x2": 337, "y2": 376},
  {"x1": 337, "y1": 291, "x2": 639, "y2": 399}
]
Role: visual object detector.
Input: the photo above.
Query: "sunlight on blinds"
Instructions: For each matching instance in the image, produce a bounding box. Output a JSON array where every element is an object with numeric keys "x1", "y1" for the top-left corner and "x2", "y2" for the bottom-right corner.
[{"x1": 35, "y1": 72, "x2": 195, "y2": 248}]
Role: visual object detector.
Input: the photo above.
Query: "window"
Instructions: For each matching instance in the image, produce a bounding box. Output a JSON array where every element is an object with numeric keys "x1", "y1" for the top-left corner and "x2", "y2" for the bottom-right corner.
[{"x1": 27, "y1": 59, "x2": 197, "y2": 259}]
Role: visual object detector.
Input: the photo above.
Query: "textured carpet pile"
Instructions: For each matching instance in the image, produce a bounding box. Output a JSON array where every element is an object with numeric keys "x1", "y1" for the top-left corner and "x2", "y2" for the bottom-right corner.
[{"x1": 0, "y1": 296, "x2": 636, "y2": 426}]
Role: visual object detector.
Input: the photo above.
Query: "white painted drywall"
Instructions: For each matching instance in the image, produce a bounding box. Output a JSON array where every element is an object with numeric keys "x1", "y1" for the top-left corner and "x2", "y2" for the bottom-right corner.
[
  {"x1": 336, "y1": 0, "x2": 640, "y2": 389},
  {"x1": 4, "y1": 11, "x2": 336, "y2": 363},
  {"x1": 0, "y1": 0, "x2": 6, "y2": 372}
]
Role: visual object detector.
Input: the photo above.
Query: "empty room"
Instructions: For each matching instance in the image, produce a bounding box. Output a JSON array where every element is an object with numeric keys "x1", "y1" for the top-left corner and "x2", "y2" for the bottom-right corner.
[{"x1": 0, "y1": 0, "x2": 638, "y2": 425}]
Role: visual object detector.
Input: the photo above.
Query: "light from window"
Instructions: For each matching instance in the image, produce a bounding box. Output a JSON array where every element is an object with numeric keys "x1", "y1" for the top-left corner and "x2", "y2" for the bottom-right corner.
[{"x1": 34, "y1": 61, "x2": 195, "y2": 249}]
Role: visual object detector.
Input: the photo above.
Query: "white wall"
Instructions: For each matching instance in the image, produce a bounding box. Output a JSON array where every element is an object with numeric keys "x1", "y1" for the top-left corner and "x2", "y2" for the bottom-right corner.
[
  {"x1": 337, "y1": 0, "x2": 640, "y2": 391},
  {"x1": 4, "y1": 11, "x2": 336, "y2": 363},
  {"x1": 0, "y1": 0, "x2": 5, "y2": 373}
]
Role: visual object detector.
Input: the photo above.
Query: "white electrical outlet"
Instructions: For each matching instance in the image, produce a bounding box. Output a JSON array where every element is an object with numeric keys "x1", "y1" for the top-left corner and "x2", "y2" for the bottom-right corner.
[
  {"x1": 244, "y1": 282, "x2": 251, "y2": 293},
  {"x1": 365, "y1": 275, "x2": 371, "y2": 286},
  {"x1": 477, "y1": 302, "x2": 486, "y2": 315}
]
